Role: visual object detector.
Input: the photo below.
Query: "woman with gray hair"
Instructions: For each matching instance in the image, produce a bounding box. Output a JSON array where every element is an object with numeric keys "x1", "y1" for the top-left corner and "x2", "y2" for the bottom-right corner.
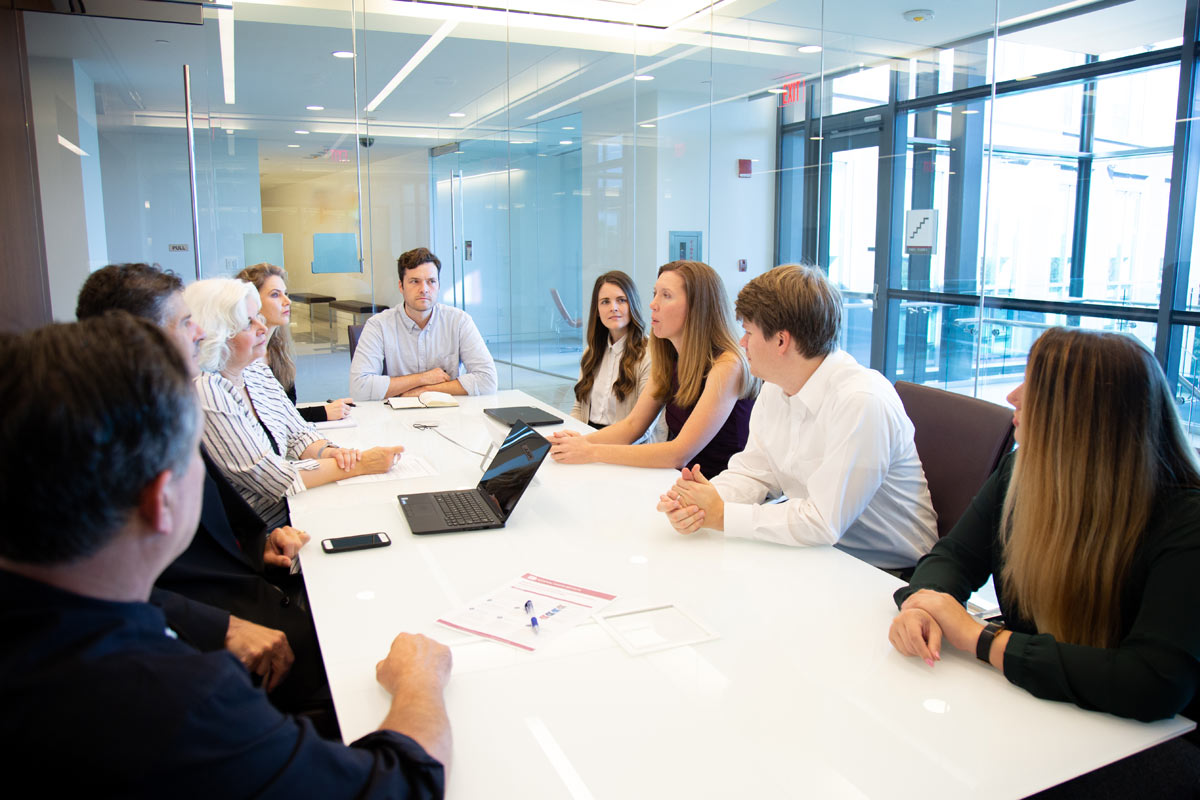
[{"x1": 185, "y1": 278, "x2": 404, "y2": 527}]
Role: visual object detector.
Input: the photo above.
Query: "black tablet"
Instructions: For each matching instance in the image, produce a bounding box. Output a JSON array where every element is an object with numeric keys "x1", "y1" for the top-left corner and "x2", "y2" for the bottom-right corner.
[{"x1": 482, "y1": 406, "x2": 563, "y2": 427}]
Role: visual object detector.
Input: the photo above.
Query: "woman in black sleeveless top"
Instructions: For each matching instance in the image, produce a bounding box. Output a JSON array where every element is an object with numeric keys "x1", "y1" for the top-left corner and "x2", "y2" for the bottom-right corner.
[{"x1": 549, "y1": 260, "x2": 759, "y2": 474}]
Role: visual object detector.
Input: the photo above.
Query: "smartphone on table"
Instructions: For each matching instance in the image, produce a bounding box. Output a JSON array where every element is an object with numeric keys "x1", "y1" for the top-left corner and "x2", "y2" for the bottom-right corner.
[{"x1": 321, "y1": 532, "x2": 391, "y2": 554}]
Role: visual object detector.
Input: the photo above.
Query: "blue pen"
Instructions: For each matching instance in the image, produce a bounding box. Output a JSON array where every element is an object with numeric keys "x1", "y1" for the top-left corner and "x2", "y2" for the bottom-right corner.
[{"x1": 530, "y1": 617, "x2": 539, "y2": 634}]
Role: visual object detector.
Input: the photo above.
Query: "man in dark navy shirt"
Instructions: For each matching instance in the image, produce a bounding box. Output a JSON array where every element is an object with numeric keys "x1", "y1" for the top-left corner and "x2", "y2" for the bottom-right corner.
[
  {"x1": 0, "y1": 316, "x2": 451, "y2": 797},
  {"x1": 77, "y1": 263, "x2": 328, "y2": 722}
]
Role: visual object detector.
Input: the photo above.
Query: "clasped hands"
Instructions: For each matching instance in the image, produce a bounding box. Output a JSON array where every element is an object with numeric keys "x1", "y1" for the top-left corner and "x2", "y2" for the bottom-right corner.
[
  {"x1": 548, "y1": 430, "x2": 597, "y2": 464},
  {"x1": 656, "y1": 465, "x2": 724, "y2": 533},
  {"x1": 888, "y1": 589, "x2": 986, "y2": 667}
]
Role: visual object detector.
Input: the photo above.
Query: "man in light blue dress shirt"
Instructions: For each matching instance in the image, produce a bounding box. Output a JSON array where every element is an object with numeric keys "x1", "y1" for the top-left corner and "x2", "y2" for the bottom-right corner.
[{"x1": 350, "y1": 247, "x2": 498, "y2": 401}]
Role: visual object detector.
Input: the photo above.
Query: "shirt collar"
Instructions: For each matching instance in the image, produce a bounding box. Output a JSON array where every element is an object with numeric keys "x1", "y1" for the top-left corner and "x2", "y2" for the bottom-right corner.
[
  {"x1": 400, "y1": 302, "x2": 438, "y2": 332},
  {"x1": 793, "y1": 348, "x2": 851, "y2": 415},
  {"x1": 607, "y1": 335, "x2": 628, "y2": 355}
]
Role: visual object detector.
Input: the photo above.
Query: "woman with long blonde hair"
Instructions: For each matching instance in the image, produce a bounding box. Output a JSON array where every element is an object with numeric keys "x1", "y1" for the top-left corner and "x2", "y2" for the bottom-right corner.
[
  {"x1": 237, "y1": 263, "x2": 352, "y2": 423},
  {"x1": 551, "y1": 260, "x2": 758, "y2": 473},
  {"x1": 889, "y1": 328, "x2": 1200, "y2": 791},
  {"x1": 570, "y1": 270, "x2": 664, "y2": 443}
]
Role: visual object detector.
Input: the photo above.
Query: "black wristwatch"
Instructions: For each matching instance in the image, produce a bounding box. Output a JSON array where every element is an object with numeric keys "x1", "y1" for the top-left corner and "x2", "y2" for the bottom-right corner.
[{"x1": 976, "y1": 621, "x2": 1006, "y2": 663}]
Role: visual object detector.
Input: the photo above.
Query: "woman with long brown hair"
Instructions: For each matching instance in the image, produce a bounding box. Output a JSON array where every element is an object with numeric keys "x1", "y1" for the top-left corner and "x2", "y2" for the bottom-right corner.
[
  {"x1": 237, "y1": 263, "x2": 352, "y2": 423},
  {"x1": 889, "y1": 327, "x2": 1200, "y2": 791},
  {"x1": 551, "y1": 260, "x2": 758, "y2": 473},
  {"x1": 569, "y1": 271, "x2": 664, "y2": 442}
]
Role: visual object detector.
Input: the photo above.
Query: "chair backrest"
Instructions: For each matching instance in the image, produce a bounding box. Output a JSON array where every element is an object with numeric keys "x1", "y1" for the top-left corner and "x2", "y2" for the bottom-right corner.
[
  {"x1": 347, "y1": 324, "x2": 364, "y2": 359},
  {"x1": 894, "y1": 381, "x2": 1015, "y2": 539},
  {"x1": 549, "y1": 288, "x2": 581, "y2": 327}
]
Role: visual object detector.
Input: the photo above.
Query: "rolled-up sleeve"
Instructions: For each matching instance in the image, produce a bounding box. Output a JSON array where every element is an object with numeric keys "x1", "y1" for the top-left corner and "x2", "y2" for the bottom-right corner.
[
  {"x1": 349, "y1": 316, "x2": 393, "y2": 401},
  {"x1": 455, "y1": 314, "x2": 497, "y2": 396}
]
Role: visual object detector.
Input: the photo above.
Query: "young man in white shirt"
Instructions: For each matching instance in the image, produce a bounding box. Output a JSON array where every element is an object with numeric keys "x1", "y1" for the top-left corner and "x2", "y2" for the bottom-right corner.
[
  {"x1": 657, "y1": 264, "x2": 938, "y2": 570},
  {"x1": 349, "y1": 247, "x2": 498, "y2": 401}
]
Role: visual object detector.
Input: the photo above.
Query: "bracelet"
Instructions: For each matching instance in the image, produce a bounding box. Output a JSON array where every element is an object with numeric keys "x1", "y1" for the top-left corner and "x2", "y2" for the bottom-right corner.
[
  {"x1": 317, "y1": 443, "x2": 335, "y2": 458},
  {"x1": 975, "y1": 621, "x2": 1006, "y2": 663}
]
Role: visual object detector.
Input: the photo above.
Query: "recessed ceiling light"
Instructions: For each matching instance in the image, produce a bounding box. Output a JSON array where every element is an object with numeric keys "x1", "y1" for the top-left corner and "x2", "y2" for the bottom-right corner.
[
  {"x1": 810, "y1": 135, "x2": 823, "y2": 140},
  {"x1": 287, "y1": 144, "x2": 300, "y2": 148},
  {"x1": 961, "y1": 109, "x2": 979, "y2": 114},
  {"x1": 225, "y1": 129, "x2": 235, "y2": 135},
  {"x1": 798, "y1": 45, "x2": 822, "y2": 54},
  {"x1": 306, "y1": 105, "x2": 324, "y2": 111},
  {"x1": 294, "y1": 129, "x2": 310, "y2": 135},
  {"x1": 331, "y1": 50, "x2": 355, "y2": 59},
  {"x1": 767, "y1": 88, "x2": 786, "y2": 94},
  {"x1": 559, "y1": 139, "x2": 572, "y2": 145},
  {"x1": 639, "y1": 123, "x2": 656, "y2": 128},
  {"x1": 448, "y1": 112, "x2": 467, "y2": 118},
  {"x1": 634, "y1": 74, "x2": 654, "y2": 81},
  {"x1": 562, "y1": 126, "x2": 575, "y2": 130}
]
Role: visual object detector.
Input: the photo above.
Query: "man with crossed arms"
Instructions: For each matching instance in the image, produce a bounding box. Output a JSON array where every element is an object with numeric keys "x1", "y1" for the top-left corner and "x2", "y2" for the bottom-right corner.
[{"x1": 658, "y1": 264, "x2": 938, "y2": 572}]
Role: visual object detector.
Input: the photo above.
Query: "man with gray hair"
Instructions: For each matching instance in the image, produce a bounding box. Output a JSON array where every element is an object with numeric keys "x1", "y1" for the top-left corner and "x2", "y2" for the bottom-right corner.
[{"x1": 0, "y1": 314, "x2": 451, "y2": 796}]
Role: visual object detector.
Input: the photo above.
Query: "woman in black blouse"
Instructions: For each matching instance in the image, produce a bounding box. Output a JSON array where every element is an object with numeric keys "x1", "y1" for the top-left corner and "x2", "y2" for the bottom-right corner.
[{"x1": 890, "y1": 327, "x2": 1200, "y2": 794}]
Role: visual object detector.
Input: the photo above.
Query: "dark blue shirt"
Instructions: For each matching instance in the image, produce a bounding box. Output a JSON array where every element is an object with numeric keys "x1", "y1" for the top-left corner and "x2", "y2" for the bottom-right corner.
[{"x1": 0, "y1": 569, "x2": 445, "y2": 798}]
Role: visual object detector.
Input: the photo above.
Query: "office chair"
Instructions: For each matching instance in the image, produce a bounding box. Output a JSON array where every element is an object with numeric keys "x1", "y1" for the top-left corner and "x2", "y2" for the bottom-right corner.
[
  {"x1": 347, "y1": 324, "x2": 364, "y2": 359},
  {"x1": 894, "y1": 381, "x2": 1015, "y2": 538},
  {"x1": 550, "y1": 288, "x2": 583, "y2": 352}
]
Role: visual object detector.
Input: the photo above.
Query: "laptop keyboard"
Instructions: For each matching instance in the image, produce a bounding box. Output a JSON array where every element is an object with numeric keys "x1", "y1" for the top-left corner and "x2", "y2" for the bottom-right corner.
[{"x1": 434, "y1": 491, "x2": 494, "y2": 527}]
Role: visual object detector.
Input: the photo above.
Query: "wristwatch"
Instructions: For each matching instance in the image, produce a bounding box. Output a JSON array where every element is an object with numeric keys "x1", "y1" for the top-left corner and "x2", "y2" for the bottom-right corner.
[{"x1": 976, "y1": 621, "x2": 1006, "y2": 663}]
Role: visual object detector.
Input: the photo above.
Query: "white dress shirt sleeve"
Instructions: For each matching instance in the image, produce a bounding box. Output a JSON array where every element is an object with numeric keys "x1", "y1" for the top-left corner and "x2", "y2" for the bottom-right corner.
[
  {"x1": 454, "y1": 313, "x2": 497, "y2": 396},
  {"x1": 349, "y1": 315, "x2": 392, "y2": 401},
  {"x1": 718, "y1": 390, "x2": 894, "y2": 547}
]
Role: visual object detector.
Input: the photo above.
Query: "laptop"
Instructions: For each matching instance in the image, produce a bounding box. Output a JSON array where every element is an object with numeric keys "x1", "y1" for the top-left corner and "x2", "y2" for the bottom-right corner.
[
  {"x1": 483, "y1": 405, "x2": 562, "y2": 427},
  {"x1": 397, "y1": 420, "x2": 552, "y2": 534}
]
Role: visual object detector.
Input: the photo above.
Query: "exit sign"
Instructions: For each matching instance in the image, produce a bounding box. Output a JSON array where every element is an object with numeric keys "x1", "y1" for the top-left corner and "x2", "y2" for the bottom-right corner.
[
  {"x1": 779, "y1": 79, "x2": 804, "y2": 107},
  {"x1": 329, "y1": 149, "x2": 350, "y2": 162}
]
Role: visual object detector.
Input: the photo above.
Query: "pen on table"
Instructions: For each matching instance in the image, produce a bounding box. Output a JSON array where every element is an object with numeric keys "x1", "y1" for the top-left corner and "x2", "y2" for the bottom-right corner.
[
  {"x1": 524, "y1": 600, "x2": 534, "y2": 614},
  {"x1": 327, "y1": 399, "x2": 357, "y2": 407},
  {"x1": 530, "y1": 617, "x2": 539, "y2": 634}
]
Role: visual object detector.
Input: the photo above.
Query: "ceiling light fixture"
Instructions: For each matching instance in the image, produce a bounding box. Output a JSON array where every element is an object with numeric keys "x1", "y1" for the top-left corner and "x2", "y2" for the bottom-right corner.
[
  {"x1": 217, "y1": 7, "x2": 235, "y2": 104},
  {"x1": 57, "y1": 134, "x2": 88, "y2": 157},
  {"x1": 287, "y1": 144, "x2": 300, "y2": 148},
  {"x1": 332, "y1": 50, "x2": 355, "y2": 59},
  {"x1": 767, "y1": 88, "x2": 786, "y2": 94},
  {"x1": 562, "y1": 126, "x2": 575, "y2": 130},
  {"x1": 639, "y1": 123, "x2": 656, "y2": 128},
  {"x1": 294, "y1": 129, "x2": 310, "y2": 135},
  {"x1": 366, "y1": 20, "x2": 458, "y2": 113},
  {"x1": 306, "y1": 105, "x2": 325, "y2": 111},
  {"x1": 903, "y1": 9, "x2": 934, "y2": 23},
  {"x1": 797, "y1": 45, "x2": 822, "y2": 54},
  {"x1": 449, "y1": 112, "x2": 467, "y2": 118},
  {"x1": 559, "y1": 139, "x2": 573, "y2": 145},
  {"x1": 634, "y1": 74, "x2": 654, "y2": 81}
]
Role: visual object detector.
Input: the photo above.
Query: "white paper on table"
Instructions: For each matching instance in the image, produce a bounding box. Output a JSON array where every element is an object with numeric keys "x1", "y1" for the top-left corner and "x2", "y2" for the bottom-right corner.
[
  {"x1": 437, "y1": 573, "x2": 616, "y2": 652},
  {"x1": 314, "y1": 417, "x2": 359, "y2": 431},
  {"x1": 335, "y1": 454, "x2": 437, "y2": 485}
]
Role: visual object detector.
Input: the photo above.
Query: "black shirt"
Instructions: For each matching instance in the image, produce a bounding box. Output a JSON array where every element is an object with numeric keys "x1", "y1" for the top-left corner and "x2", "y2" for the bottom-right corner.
[
  {"x1": 0, "y1": 569, "x2": 445, "y2": 798},
  {"x1": 896, "y1": 452, "x2": 1200, "y2": 724}
]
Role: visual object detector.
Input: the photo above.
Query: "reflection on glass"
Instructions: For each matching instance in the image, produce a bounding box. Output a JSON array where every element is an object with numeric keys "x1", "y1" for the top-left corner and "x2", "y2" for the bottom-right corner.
[{"x1": 894, "y1": 305, "x2": 1155, "y2": 403}]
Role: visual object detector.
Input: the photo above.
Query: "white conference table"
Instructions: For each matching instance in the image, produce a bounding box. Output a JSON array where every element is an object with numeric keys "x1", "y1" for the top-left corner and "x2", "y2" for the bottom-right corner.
[{"x1": 291, "y1": 390, "x2": 1194, "y2": 800}]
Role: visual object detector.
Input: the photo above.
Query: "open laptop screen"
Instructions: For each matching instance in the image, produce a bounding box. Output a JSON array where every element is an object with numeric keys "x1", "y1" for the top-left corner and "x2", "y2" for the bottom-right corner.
[{"x1": 479, "y1": 423, "x2": 551, "y2": 520}]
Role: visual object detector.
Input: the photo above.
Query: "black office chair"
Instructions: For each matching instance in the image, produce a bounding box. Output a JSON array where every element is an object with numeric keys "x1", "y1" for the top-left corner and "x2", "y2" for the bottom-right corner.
[
  {"x1": 347, "y1": 324, "x2": 364, "y2": 359},
  {"x1": 894, "y1": 381, "x2": 1015, "y2": 539}
]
